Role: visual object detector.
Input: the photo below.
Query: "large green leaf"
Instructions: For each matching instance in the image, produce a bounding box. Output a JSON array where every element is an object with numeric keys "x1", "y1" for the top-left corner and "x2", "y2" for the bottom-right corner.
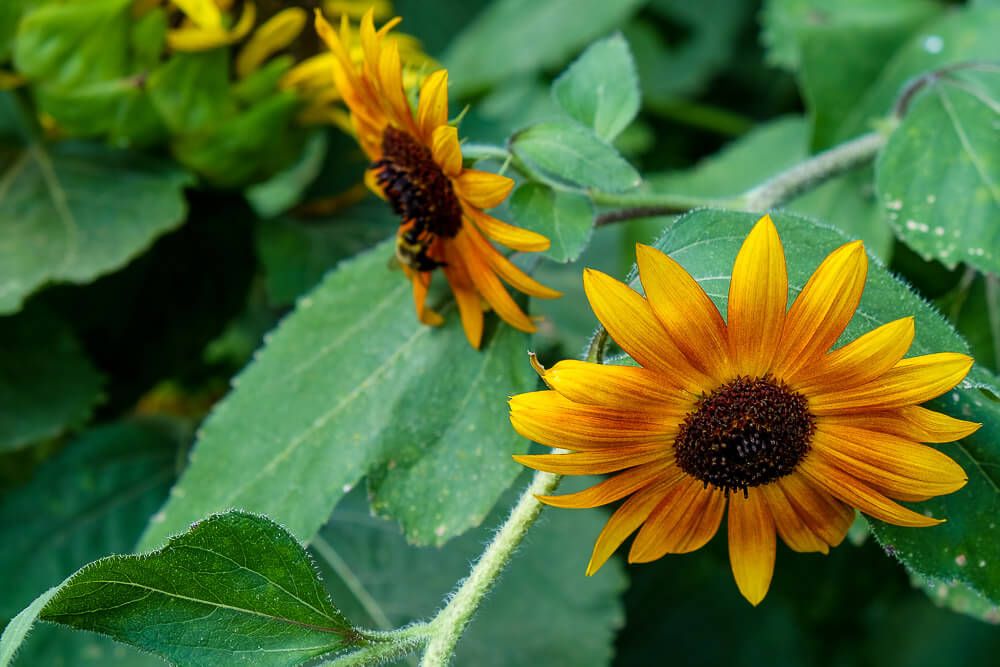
[
  {"x1": 312, "y1": 482, "x2": 627, "y2": 666},
  {"x1": 511, "y1": 121, "x2": 641, "y2": 193},
  {"x1": 35, "y1": 512, "x2": 362, "y2": 667},
  {"x1": 0, "y1": 419, "x2": 179, "y2": 619},
  {"x1": 443, "y1": 0, "x2": 645, "y2": 97},
  {"x1": 551, "y1": 33, "x2": 639, "y2": 142},
  {"x1": 11, "y1": 625, "x2": 160, "y2": 667},
  {"x1": 139, "y1": 239, "x2": 535, "y2": 551},
  {"x1": 0, "y1": 99, "x2": 192, "y2": 313},
  {"x1": 0, "y1": 588, "x2": 57, "y2": 667},
  {"x1": 875, "y1": 69, "x2": 1000, "y2": 273},
  {"x1": 0, "y1": 307, "x2": 103, "y2": 452}
]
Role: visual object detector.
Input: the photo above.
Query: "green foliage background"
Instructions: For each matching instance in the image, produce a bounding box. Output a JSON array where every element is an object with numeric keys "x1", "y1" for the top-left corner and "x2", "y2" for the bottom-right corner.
[{"x1": 1, "y1": 0, "x2": 999, "y2": 665}]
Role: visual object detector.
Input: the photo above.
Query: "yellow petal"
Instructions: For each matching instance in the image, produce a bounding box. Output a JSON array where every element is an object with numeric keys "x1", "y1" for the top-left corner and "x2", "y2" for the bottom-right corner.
[
  {"x1": 417, "y1": 69, "x2": 449, "y2": 143},
  {"x1": 508, "y1": 391, "x2": 680, "y2": 451},
  {"x1": 377, "y1": 40, "x2": 418, "y2": 134},
  {"x1": 409, "y1": 269, "x2": 443, "y2": 327},
  {"x1": 587, "y1": 481, "x2": 675, "y2": 576},
  {"x1": 728, "y1": 490, "x2": 776, "y2": 606},
  {"x1": 173, "y1": 0, "x2": 223, "y2": 29},
  {"x1": 513, "y1": 445, "x2": 668, "y2": 475},
  {"x1": 431, "y1": 124, "x2": 462, "y2": 177},
  {"x1": 812, "y1": 427, "x2": 967, "y2": 500},
  {"x1": 630, "y1": 477, "x2": 725, "y2": 561},
  {"x1": 236, "y1": 7, "x2": 307, "y2": 77},
  {"x1": 463, "y1": 205, "x2": 550, "y2": 252},
  {"x1": 727, "y1": 215, "x2": 787, "y2": 377},
  {"x1": 455, "y1": 232, "x2": 535, "y2": 332},
  {"x1": 775, "y1": 474, "x2": 854, "y2": 549},
  {"x1": 810, "y1": 353, "x2": 974, "y2": 414},
  {"x1": 453, "y1": 170, "x2": 515, "y2": 209},
  {"x1": 537, "y1": 461, "x2": 682, "y2": 509},
  {"x1": 461, "y1": 219, "x2": 561, "y2": 299},
  {"x1": 582, "y1": 268, "x2": 711, "y2": 392},
  {"x1": 792, "y1": 317, "x2": 914, "y2": 392},
  {"x1": 635, "y1": 244, "x2": 731, "y2": 383},
  {"x1": 822, "y1": 406, "x2": 981, "y2": 443},
  {"x1": 534, "y1": 358, "x2": 693, "y2": 410},
  {"x1": 167, "y1": 1, "x2": 256, "y2": 52},
  {"x1": 773, "y1": 240, "x2": 867, "y2": 379},
  {"x1": 759, "y1": 482, "x2": 829, "y2": 554},
  {"x1": 441, "y1": 245, "x2": 483, "y2": 348},
  {"x1": 799, "y1": 454, "x2": 943, "y2": 527}
]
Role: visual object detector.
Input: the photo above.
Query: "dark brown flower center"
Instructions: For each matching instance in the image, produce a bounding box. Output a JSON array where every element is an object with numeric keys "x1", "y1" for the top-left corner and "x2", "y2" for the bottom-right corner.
[
  {"x1": 373, "y1": 126, "x2": 462, "y2": 240},
  {"x1": 674, "y1": 375, "x2": 815, "y2": 497}
]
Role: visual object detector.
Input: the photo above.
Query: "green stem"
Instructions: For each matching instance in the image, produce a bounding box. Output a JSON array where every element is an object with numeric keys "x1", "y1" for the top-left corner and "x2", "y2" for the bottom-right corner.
[
  {"x1": 646, "y1": 99, "x2": 754, "y2": 137},
  {"x1": 419, "y1": 468, "x2": 563, "y2": 666},
  {"x1": 325, "y1": 628, "x2": 430, "y2": 667}
]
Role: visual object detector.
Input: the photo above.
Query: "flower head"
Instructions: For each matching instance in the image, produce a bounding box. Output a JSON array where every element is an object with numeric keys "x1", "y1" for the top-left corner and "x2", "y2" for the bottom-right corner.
[
  {"x1": 315, "y1": 9, "x2": 560, "y2": 348},
  {"x1": 510, "y1": 215, "x2": 979, "y2": 605}
]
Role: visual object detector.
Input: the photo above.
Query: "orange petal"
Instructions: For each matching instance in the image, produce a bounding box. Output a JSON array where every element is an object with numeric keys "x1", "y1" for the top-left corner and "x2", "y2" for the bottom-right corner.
[
  {"x1": 798, "y1": 454, "x2": 943, "y2": 527},
  {"x1": 759, "y1": 482, "x2": 829, "y2": 554},
  {"x1": 431, "y1": 125, "x2": 462, "y2": 177},
  {"x1": 534, "y1": 358, "x2": 693, "y2": 410},
  {"x1": 537, "y1": 460, "x2": 682, "y2": 508},
  {"x1": 775, "y1": 473, "x2": 854, "y2": 549},
  {"x1": 629, "y1": 476, "x2": 725, "y2": 561},
  {"x1": 792, "y1": 317, "x2": 914, "y2": 391},
  {"x1": 812, "y1": 427, "x2": 967, "y2": 501},
  {"x1": 513, "y1": 444, "x2": 668, "y2": 475},
  {"x1": 636, "y1": 244, "x2": 731, "y2": 382},
  {"x1": 417, "y1": 69, "x2": 449, "y2": 143},
  {"x1": 376, "y1": 40, "x2": 418, "y2": 135},
  {"x1": 810, "y1": 353, "x2": 974, "y2": 414},
  {"x1": 773, "y1": 240, "x2": 867, "y2": 379},
  {"x1": 463, "y1": 205, "x2": 550, "y2": 252},
  {"x1": 508, "y1": 390, "x2": 680, "y2": 451},
  {"x1": 454, "y1": 233, "x2": 535, "y2": 332},
  {"x1": 582, "y1": 268, "x2": 710, "y2": 392},
  {"x1": 441, "y1": 246, "x2": 483, "y2": 348},
  {"x1": 728, "y1": 490, "x2": 776, "y2": 606},
  {"x1": 461, "y1": 220, "x2": 561, "y2": 299},
  {"x1": 727, "y1": 215, "x2": 787, "y2": 377},
  {"x1": 587, "y1": 481, "x2": 675, "y2": 575},
  {"x1": 822, "y1": 406, "x2": 981, "y2": 443},
  {"x1": 409, "y1": 269, "x2": 443, "y2": 326},
  {"x1": 454, "y1": 169, "x2": 515, "y2": 209}
]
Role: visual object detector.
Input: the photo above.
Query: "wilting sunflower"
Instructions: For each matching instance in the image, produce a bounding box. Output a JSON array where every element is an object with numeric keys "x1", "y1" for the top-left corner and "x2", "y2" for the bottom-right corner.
[
  {"x1": 510, "y1": 215, "x2": 979, "y2": 605},
  {"x1": 314, "y1": 9, "x2": 560, "y2": 348}
]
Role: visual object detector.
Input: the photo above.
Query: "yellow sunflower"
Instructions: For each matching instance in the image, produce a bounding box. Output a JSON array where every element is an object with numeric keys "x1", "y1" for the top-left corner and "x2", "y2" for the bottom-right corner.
[
  {"x1": 510, "y1": 215, "x2": 979, "y2": 605},
  {"x1": 315, "y1": 9, "x2": 560, "y2": 348}
]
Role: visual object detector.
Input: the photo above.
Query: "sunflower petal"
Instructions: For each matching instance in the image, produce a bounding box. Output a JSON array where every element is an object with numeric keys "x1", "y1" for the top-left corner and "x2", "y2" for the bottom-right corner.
[
  {"x1": 636, "y1": 244, "x2": 731, "y2": 382},
  {"x1": 810, "y1": 353, "x2": 974, "y2": 414},
  {"x1": 462, "y1": 220, "x2": 561, "y2": 299},
  {"x1": 537, "y1": 461, "x2": 682, "y2": 508},
  {"x1": 454, "y1": 232, "x2": 535, "y2": 332},
  {"x1": 799, "y1": 454, "x2": 943, "y2": 527},
  {"x1": 417, "y1": 70, "x2": 449, "y2": 143},
  {"x1": 453, "y1": 170, "x2": 515, "y2": 209},
  {"x1": 774, "y1": 241, "x2": 867, "y2": 379},
  {"x1": 582, "y1": 268, "x2": 710, "y2": 392},
  {"x1": 408, "y1": 268, "x2": 443, "y2": 326},
  {"x1": 760, "y1": 482, "x2": 829, "y2": 554},
  {"x1": 508, "y1": 390, "x2": 680, "y2": 451},
  {"x1": 587, "y1": 482, "x2": 674, "y2": 575},
  {"x1": 822, "y1": 406, "x2": 981, "y2": 443},
  {"x1": 776, "y1": 474, "x2": 854, "y2": 549},
  {"x1": 728, "y1": 491, "x2": 776, "y2": 606},
  {"x1": 441, "y1": 245, "x2": 483, "y2": 348},
  {"x1": 629, "y1": 477, "x2": 726, "y2": 561},
  {"x1": 534, "y1": 358, "x2": 692, "y2": 410},
  {"x1": 728, "y1": 215, "x2": 787, "y2": 377},
  {"x1": 793, "y1": 317, "x2": 914, "y2": 391},
  {"x1": 513, "y1": 445, "x2": 668, "y2": 474},
  {"x1": 463, "y1": 205, "x2": 550, "y2": 252},
  {"x1": 431, "y1": 124, "x2": 462, "y2": 177}
]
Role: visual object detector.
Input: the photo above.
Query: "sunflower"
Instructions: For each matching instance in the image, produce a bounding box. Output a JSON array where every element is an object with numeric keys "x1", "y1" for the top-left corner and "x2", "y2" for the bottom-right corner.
[
  {"x1": 510, "y1": 215, "x2": 979, "y2": 605},
  {"x1": 314, "y1": 9, "x2": 560, "y2": 348}
]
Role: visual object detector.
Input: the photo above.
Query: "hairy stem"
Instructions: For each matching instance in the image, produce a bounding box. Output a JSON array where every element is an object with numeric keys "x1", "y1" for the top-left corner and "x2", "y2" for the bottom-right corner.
[{"x1": 419, "y1": 469, "x2": 563, "y2": 666}]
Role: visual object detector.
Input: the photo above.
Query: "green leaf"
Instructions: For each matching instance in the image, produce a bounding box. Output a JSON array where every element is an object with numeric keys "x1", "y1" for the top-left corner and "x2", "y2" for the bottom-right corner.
[
  {"x1": 915, "y1": 574, "x2": 1000, "y2": 624},
  {"x1": 13, "y1": 624, "x2": 160, "y2": 667},
  {"x1": 147, "y1": 51, "x2": 233, "y2": 135},
  {"x1": 509, "y1": 183, "x2": 594, "y2": 263},
  {"x1": 936, "y1": 274, "x2": 999, "y2": 373},
  {"x1": 138, "y1": 239, "x2": 535, "y2": 551},
  {"x1": 0, "y1": 126, "x2": 192, "y2": 314},
  {"x1": 0, "y1": 0, "x2": 29, "y2": 62},
  {"x1": 312, "y1": 482, "x2": 627, "y2": 666},
  {"x1": 512, "y1": 121, "x2": 641, "y2": 193},
  {"x1": 443, "y1": 0, "x2": 645, "y2": 97},
  {"x1": 0, "y1": 307, "x2": 103, "y2": 453},
  {"x1": 552, "y1": 33, "x2": 639, "y2": 142},
  {"x1": 875, "y1": 69, "x2": 1000, "y2": 273},
  {"x1": 246, "y1": 131, "x2": 328, "y2": 218},
  {"x1": 255, "y1": 199, "x2": 398, "y2": 306},
  {"x1": 833, "y1": 6, "x2": 1000, "y2": 144},
  {"x1": 39, "y1": 511, "x2": 362, "y2": 666},
  {"x1": 0, "y1": 419, "x2": 179, "y2": 618},
  {"x1": 0, "y1": 587, "x2": 57, "y2": 667},
  {"x1": 869, "y1": 388, "x2": 1000, "y2": 612}
]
